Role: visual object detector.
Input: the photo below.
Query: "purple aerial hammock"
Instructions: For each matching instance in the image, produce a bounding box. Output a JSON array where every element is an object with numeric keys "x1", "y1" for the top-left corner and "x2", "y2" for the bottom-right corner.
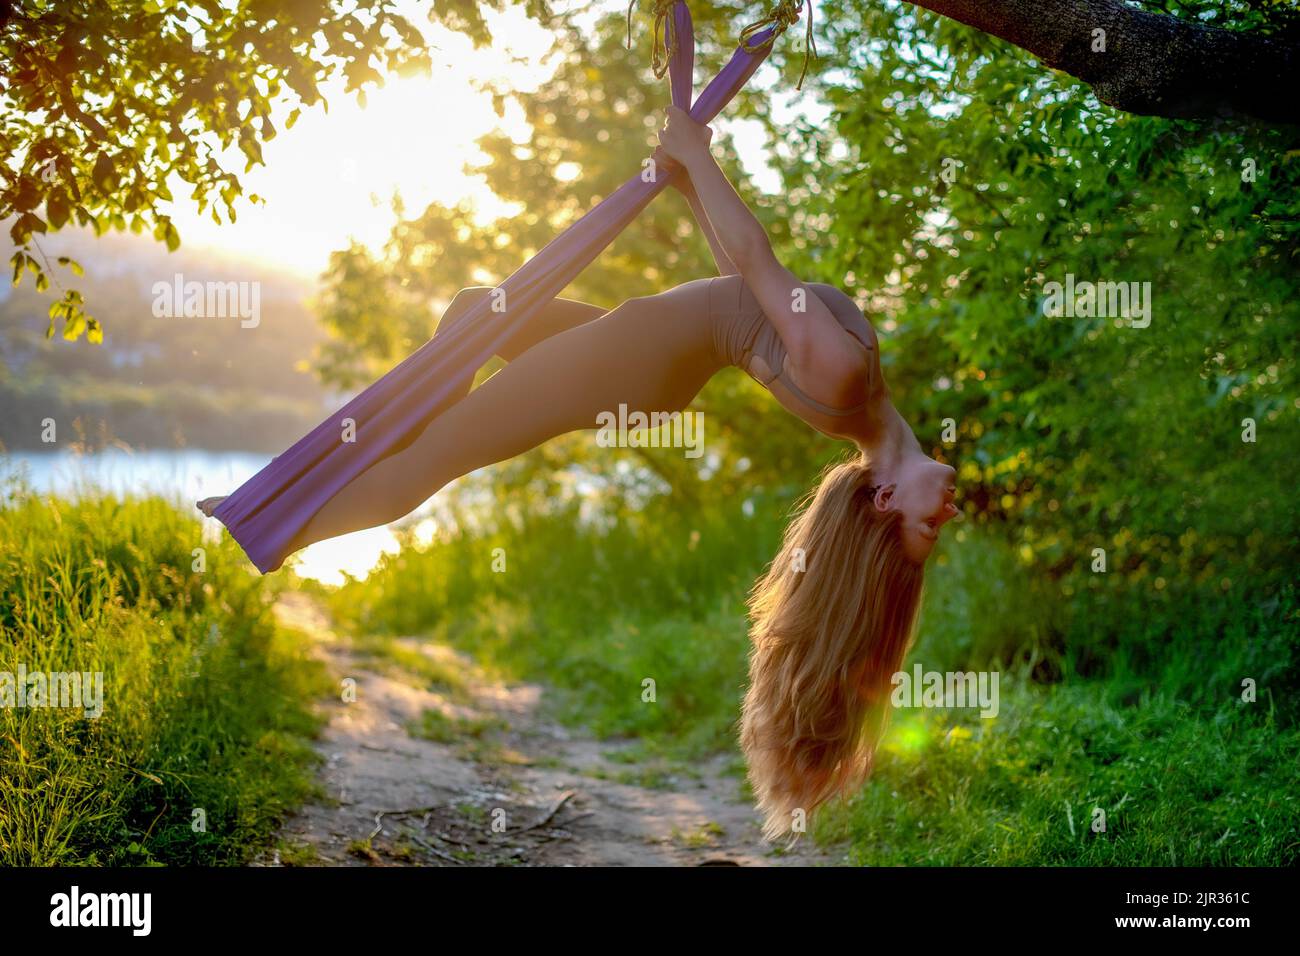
[{"x1": 214, "y1": 1, "x2": 808, "y2": 573}]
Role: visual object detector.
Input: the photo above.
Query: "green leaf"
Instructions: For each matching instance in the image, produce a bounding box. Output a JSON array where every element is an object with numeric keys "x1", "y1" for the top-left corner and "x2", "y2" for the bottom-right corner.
[
  {"x1": 238, "y1": 136, "x2": 263, "y2": 169},
  {"x1": 92, "y1": 152, "x2": 117, "y2": 194},
  {"x1": 46, "y1": 191, "x2": 71, "y2": 229}
]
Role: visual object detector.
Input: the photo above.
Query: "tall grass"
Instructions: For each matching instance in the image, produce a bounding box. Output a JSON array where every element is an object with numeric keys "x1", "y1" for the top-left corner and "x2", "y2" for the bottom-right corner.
[
  {"x1": 329, "y1": 487, "x2": 1300, "y2": 864},
  {"x1": 0, "y1": 477, "x2": 328, "y2": 865}
]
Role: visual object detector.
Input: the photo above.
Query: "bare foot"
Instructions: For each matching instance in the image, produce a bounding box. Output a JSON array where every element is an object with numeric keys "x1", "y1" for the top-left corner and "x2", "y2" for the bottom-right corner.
[{"x1": 196, "y1": 495, "x2": 227, "y2": 517}]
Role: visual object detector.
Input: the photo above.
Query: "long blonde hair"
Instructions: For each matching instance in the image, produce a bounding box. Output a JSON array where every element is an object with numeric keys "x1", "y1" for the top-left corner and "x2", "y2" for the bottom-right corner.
[{"x1": 742, "y1": 453, "x2": 925, "y2": 840}]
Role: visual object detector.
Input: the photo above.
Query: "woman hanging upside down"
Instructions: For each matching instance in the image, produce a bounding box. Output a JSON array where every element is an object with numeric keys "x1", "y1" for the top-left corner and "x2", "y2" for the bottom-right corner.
[{"x1": 198, "y1": 105, "x2": 958, "y2": 839}]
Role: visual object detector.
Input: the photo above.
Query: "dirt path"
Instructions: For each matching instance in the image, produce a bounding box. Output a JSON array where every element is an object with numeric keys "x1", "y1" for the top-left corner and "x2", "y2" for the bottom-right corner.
[{"x1": 262, "y1": 592, "x2": 840, "y2": 867}]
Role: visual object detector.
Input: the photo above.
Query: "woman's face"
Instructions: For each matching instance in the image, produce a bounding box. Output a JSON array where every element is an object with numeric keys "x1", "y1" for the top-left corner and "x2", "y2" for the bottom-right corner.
[{"x1": 875, "y1": 454, "x2": 958, "y2": 563}]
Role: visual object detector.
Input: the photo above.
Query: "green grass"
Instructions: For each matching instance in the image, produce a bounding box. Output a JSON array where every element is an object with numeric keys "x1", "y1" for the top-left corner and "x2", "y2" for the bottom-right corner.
[
  {"x1": 405, "y1": 704, "x2": 537, "y2": 767},
  {"x1": 6, "y1": 463, "x2": 1293, "y2": 866},
  {"x1": 275, "y1": 839, "x2": 322, "y2": 866},
  {"x1": 819, "y1": 678, "x2": 1297, "y2": 865},
  {"x1": 327, "y1": 496, "x2": 769, "y2": 759},
  {"x1": 0, "y1": 477, "x2": 330, "y2": 865},
  {"x1": 328, "y1": 492, "x2": 1300, "y2": 866},
  {"x1": 352, "y1": 632, "x2": 473, "y2": 700}
]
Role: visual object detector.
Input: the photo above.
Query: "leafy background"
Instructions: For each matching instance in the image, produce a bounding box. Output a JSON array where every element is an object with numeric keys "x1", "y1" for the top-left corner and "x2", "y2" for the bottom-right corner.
[{"x1": 1, "y1": 0, "x2": 1296, "y2": 863}]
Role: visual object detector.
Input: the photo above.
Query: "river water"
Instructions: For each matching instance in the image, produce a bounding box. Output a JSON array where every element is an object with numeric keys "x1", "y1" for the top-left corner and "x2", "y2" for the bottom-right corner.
[{"x1": 2, "y1": 448, "x2": 406, "y2": 584}]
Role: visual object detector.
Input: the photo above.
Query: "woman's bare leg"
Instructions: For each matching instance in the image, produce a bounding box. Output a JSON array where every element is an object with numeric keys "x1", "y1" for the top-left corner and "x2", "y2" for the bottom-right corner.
[
  {"x1": 431, "y1": 286, "x2": 610, "y2": 401},
  {"x1": 197, "y1": 288, "x2": 607, "y2": 519},
  {"x1": 287, "y1": 279, "x2": 721, "y2": 552}
]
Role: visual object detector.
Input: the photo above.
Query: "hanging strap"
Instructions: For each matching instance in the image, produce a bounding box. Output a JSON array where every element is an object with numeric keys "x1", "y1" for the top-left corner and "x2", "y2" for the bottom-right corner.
[
  {"x1": 628, "y1": 0, "x2": 687, "y2": 81},
  {"x1": 213, "y1": 2, "x2": 795, "y2": 573},
  {"x1": 666, "y1": 0, "x2": 694, "y2": 109},
  {"x1": 741, "y1": 1, "x2": 816, "y2": 90}
]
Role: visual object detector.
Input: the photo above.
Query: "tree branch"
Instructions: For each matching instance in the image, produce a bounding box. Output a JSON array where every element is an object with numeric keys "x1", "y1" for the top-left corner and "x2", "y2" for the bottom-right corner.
[{"x1": 905, "y1": 0, "x2": 1299, "y2": 124}]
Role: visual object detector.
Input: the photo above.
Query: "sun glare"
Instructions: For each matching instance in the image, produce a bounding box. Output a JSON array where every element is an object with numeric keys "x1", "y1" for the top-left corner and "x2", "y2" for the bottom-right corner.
[
  {"x1": 163, "y1": 6, "x2": 561, "y2": 277},
  {"x1": 291, "y1": 527, "x2": 403, "y2": 586},
  {"x1": 150, "y1": 2, "x2": 774, "y2": 586}
]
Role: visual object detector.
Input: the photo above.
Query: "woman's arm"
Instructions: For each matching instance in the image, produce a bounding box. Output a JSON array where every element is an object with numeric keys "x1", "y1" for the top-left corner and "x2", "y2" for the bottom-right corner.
[
  {"x1": 656, "y1": 107, "x2": 871, "y2": 408},
  {"x1": 654, "y1": 147, "x2": 737, "y2": 276},
  {"x1": 680, "y1": 174, "x2": 739, "y2": 277}
]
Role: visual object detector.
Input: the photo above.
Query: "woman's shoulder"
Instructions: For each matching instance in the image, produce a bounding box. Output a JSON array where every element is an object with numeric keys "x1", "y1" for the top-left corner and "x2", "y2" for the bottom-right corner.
[
  {"x1": 806, "y1": 283, "x2": 880, "y2": 350},
  {"x1": 805, "y1": 282, "x2": 890, "y2": 411}
]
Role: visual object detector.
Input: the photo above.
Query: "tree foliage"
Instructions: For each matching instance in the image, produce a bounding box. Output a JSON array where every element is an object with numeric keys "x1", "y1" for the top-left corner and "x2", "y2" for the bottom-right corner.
[
  {"x1": 316, "y1": 1, "x2": 1300, "y2": 599},
  {"x1": 770, "y1": 0, "x2": 1300, "y2": 592},
  {"x1": 0, "y1": 0, "x2": 547, "y2": 340},
  {"x1": 6, "y1": 0, "x2": 1296, "y2": 602}
]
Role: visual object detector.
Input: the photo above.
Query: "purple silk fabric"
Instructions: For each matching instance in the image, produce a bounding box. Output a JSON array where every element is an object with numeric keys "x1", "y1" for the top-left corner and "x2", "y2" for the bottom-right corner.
[{"x1": 215, "y1": 3, "x2": 776, "y2": 572}]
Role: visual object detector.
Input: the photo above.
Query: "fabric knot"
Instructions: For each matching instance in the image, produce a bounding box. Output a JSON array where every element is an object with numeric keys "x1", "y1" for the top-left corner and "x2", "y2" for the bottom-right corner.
[
  {"x1": 627, "y1": 0, "x2": 684, "y2": 79},
  {"x1": 739, "y1": 0, "x2": 817, "y2": 89}
]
